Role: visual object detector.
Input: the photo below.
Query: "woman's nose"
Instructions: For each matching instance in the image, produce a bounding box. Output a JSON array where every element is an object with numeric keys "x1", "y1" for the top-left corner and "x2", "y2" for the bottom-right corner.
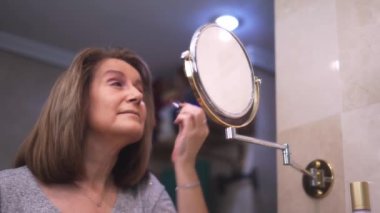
[{"x1": 126, "y1": 87, "x2": 143, "y2": 104}]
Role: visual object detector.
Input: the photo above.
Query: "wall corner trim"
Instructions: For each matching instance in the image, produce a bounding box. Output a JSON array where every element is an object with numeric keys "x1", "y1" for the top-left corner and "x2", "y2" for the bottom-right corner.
[{"x1": 0, "y1": 31, "x2": 74, "y2": 68}]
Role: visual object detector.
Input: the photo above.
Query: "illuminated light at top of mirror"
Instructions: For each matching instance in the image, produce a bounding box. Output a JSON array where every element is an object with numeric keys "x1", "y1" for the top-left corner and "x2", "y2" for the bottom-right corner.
[{"x1": 215, "y1": 15, "x2": 239, "y2": 31}]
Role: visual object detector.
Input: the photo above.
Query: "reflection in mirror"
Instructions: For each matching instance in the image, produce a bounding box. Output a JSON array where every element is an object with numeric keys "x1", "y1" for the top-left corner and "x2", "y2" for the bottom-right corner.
[
  {"x1": 183, "y1": 24, "x2": 260, "y2": 127},
  {"x1": 196, "y1": 26, "x2": 253, "y2": 118}
]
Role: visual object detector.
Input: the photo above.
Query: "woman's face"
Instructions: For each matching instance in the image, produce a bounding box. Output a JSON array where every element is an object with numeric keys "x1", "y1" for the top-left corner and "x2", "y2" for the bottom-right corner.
[{"x1": 87, "y1": 58, "x2": 147, "y2": 143}]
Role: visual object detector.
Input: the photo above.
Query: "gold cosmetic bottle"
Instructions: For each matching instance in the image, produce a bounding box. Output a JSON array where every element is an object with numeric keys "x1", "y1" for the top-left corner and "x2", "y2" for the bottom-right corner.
[{"x1": 350, "y1": 181, "x2": 371, "y2": 213}]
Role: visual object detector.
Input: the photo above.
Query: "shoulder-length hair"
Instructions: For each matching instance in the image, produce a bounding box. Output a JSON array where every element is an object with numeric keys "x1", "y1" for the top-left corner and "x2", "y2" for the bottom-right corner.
[{"x1": 15, "y1": 47, "x2": 155, "y2": 189}]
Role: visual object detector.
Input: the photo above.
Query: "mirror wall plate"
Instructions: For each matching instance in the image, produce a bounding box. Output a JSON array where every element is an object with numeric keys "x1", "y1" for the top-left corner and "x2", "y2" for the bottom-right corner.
[
  {"x1": 181, "y1": 23, "x2": 261, "y2": 128},
  {"x1": 302, "y1": 159, "x2": 334, "y2": 199}
]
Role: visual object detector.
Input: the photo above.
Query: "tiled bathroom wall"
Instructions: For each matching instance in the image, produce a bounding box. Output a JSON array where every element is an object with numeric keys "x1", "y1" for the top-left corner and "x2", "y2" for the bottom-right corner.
[{"x1": 276, "y1": 0, "x2": 380, "y2": 212}]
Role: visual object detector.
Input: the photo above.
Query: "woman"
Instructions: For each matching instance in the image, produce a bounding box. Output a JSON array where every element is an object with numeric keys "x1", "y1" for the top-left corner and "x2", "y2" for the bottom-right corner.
[{"x1": 0, "y1": 48, "x2": 209, "y2": 212}]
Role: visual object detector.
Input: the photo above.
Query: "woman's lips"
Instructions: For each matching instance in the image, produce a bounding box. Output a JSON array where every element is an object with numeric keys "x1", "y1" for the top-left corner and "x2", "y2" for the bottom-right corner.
[{"x1": 118, "y1": 110, "x2": 140, "y2": 118}]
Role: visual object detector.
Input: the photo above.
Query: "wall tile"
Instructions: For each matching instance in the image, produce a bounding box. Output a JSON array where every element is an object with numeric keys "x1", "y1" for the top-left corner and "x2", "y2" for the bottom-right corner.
[
  {"x1": 276, "y1": 0, "x2": 342, "y2": 133},
  {"x1": 341, "y1": 103, "x2": 380, "y2": 213},
  {"x1": 276, "y1": 1, "x2": 380, "y2": 212},
  {"x1": 277, "y1": 115, "x2": 345, "y2": 213},
  {"x1": 336, "y1": 0, "x2": 380, "y2": 112}
]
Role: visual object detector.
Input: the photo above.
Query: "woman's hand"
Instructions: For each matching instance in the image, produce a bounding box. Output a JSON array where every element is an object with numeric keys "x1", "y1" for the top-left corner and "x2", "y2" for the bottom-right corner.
[
  {"x1": 171, "y1": 103, "x2": 209, "y2": 213},
  {"x1": 171, "y1": 103, "x2": 209, "y2": 168}
]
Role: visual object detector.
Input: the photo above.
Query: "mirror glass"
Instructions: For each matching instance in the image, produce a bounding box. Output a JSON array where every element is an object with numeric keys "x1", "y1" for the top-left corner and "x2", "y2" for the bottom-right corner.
[{"x1": 183, "y1": 24, "x2": 260, "y2": 127}]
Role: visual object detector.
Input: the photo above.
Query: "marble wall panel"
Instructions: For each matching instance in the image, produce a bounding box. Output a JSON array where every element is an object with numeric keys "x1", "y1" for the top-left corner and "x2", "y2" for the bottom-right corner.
[
  {"x1": 277, "y1": 115, "x2": 345, "y2": 213},
  {"x1": 341, "y1": 103, "x2": 380, "y2": 212},
  {"x1": 336, "y1": 0, "x2": 380, "y2": 112},
  {"x1": 276, "y1": 0, "x2": 342, "y2": 133}
]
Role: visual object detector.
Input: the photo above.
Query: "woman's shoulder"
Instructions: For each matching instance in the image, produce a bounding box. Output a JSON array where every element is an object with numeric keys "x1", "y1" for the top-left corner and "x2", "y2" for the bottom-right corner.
[
  {"x1": 0, "y1": 166, "x2": 59, "y2": 212},
  {"x1": 0, "y1": 166, "x2": 32, "y2": 186},
  {"x1": 144, "y1": 172, "x2": 166, "y2": 193},
  {"x1": 115, "y1": 172, "x2": 175, "y2": 212},
  {"x1": 119, "y1": 172, "x2": 166, "y2": 198},
  {"x1": 0, "y1": 166, "x2": 36, "y2": 195},
  {"x1": 136, "y1": 172, "x2": 169, "y2": 199}
]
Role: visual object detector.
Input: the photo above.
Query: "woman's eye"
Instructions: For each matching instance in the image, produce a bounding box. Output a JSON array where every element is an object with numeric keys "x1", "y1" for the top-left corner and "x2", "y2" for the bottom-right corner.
[
  {"x1": 137, "y1": 87, "x2": 144, "y2": 93},
  {"x1": 110, "y1": 81, "x2": 123, "y2": 87}
]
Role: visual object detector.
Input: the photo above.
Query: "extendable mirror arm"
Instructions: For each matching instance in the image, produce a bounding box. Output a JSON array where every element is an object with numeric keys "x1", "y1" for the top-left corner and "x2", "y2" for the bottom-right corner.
[{"x1": 225, "y1": 127, "x2": 334, "y2": 198}]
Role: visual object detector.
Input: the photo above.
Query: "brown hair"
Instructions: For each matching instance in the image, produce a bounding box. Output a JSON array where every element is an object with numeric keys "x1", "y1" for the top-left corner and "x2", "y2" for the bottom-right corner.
[{"x1": 15, "y1": 47, "x2": 155, "y2": 189}]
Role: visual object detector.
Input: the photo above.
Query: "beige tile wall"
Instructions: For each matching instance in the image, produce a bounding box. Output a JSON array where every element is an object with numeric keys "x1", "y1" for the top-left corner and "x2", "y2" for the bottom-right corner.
[
  {"x1": 276, "y1": 0, "x2": 380, "y2": 212},
  {"x1": 278, "y1": 115, "x2": 345, "y2": 213},
  {"x1": 337, "y1": 0, "x2": 380, "y2": 112},
  {"x1": 341, "y1": 103, "x2": 380, "y2": 212},
  {"x1": 276, "y1": 0, "x2": 342, "y2": 133}
]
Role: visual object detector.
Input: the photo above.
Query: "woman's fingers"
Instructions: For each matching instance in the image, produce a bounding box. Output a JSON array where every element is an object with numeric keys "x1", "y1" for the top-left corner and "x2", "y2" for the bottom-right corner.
[
  {"x1": 174, "y1": 103, "x2": 207, "y2": 128},
  {"x1": 174, "y1": 111, "x2": 195, "y2": 130},
  {"x1": 171, "y1": 103, "x2": 209, "y2": 164}
]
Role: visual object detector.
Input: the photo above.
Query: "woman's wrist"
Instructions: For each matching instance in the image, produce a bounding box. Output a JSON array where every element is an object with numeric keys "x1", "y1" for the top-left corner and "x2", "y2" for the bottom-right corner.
[
  {"x1": 173, "y1": 160, "x2": 196, "y2": 174},
  {"x1": 174, "y1": 162, "x2": 199, "y2": 185},
  {"x1": 175, "y1": 181, "x2": 200, "y2": 191},
  {"x1": 173, "y1": 155, "x2": 196, "y2": 167},
  {"x1": 174, "y1": 162, "x2": 196, "y2": 174}
]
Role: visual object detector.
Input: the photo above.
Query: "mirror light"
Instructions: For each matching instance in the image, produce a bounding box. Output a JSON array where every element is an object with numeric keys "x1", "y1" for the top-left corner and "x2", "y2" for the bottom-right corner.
[{"x1": 215, "y1": 15, "x2": 239, "y2": 31}]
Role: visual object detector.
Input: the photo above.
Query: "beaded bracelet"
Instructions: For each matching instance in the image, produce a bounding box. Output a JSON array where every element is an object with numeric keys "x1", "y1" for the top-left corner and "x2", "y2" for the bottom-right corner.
[{"x1": 175, "y1": 181, "x2": 200, "y2": 190}]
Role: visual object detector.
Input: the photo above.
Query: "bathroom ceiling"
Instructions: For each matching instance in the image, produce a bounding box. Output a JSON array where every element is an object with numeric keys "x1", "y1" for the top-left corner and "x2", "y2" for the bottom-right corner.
[{"x1": 0, "y1": 0, "x2": 274, "y2": 77}]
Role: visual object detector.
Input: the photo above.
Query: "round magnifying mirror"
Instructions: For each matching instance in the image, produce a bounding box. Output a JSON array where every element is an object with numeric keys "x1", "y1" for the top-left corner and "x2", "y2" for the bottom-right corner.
[{"x1": 181, "y1": 23, "x2": 261, "y2": 128}]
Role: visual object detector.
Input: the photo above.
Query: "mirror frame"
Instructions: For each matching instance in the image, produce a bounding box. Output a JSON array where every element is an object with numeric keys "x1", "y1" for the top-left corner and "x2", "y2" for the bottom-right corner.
[{"x1": 181, "y1": 23, "x2": 261, "y2": 128}]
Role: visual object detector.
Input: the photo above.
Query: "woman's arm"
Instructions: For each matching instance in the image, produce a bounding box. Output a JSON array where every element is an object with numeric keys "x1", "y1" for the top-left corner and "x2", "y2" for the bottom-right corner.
[{"x1": 172, "y1": 103, "x2": 209, "y2": 213}]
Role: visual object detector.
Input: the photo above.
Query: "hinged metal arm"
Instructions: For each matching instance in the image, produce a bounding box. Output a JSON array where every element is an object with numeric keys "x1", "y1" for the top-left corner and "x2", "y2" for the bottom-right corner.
[{"x1": 225, "y1": 127, "x2": 312, "y2": 178}]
